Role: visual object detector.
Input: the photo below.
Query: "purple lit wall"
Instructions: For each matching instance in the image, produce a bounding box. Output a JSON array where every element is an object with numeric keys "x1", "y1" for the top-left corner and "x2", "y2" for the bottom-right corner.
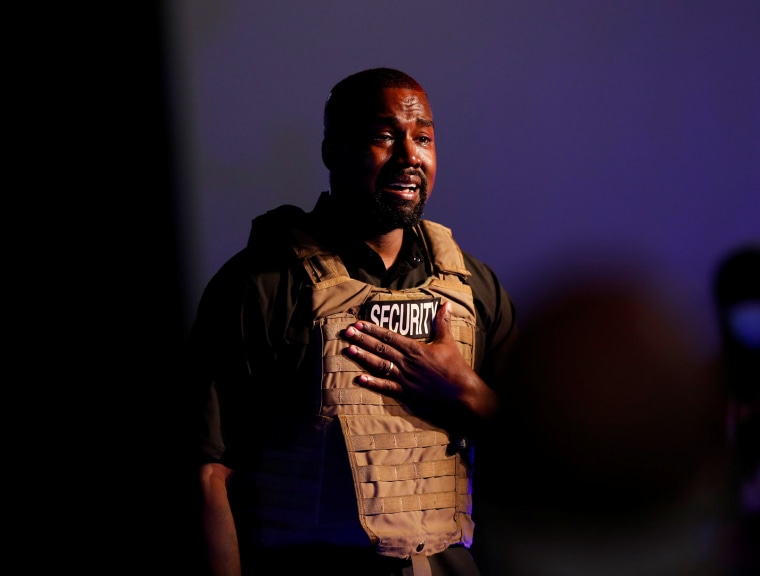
[{"x1": 166, "y1": 0, "x2": 759, "y2": 358}]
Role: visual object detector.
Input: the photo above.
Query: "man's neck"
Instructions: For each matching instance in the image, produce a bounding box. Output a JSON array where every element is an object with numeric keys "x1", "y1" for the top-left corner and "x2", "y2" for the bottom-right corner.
[{"x1": 365, "y1": 228, "x2": 405, "y2": 271}]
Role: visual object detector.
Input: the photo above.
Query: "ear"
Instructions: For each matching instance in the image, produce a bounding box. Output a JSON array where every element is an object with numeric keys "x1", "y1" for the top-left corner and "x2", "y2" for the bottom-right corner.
[{"x1": 321, "y1": 139, "x2": 334, "y2": 171}]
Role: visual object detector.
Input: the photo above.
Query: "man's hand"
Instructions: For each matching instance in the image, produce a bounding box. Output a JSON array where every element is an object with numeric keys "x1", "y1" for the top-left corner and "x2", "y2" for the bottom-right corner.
[{"x1": 343, "y1": 301, "x2": 498, "y2": 422}]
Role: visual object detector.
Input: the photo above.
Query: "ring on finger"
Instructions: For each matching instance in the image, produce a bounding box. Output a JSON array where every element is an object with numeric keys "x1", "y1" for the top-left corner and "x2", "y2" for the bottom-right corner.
[{"x1": 384, "y1": 361, "x2": 394, "y2": 377}]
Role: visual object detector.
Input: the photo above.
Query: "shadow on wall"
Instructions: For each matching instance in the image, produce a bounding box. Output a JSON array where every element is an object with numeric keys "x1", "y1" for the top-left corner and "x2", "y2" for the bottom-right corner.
[{"x1": 472, "y1": 254, "x2": 748, "y2": 575}]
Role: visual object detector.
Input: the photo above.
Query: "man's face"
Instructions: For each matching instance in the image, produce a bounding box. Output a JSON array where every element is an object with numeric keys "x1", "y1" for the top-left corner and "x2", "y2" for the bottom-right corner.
[{"x1": 328, "y1": 87, "x2": 436, "y2": 231}]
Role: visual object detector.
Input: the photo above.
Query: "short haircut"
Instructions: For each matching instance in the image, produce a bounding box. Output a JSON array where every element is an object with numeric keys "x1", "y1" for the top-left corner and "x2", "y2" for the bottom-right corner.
[{"x1": 323, "y1": 68, "x2": 427, "y2": 140}]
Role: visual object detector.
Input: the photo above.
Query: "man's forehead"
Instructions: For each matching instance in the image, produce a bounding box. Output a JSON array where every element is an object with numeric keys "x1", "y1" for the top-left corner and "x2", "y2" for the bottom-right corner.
[{"x1": 370, "y1": 88, "x2": 433, "y2": 121}]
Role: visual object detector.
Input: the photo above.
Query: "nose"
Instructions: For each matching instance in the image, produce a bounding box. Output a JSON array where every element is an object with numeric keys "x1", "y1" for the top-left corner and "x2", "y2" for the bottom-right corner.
[{"x1": 394, "y1": 136, "x2": 421, "y2": 167}]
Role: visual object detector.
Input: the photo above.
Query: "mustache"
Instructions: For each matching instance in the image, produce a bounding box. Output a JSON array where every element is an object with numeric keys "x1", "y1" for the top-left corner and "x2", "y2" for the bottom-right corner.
[
  {"x1": 384, "y1": 168, "x2": 425, "y2": 178},
  {"x1": 378, "y1": 168, "x2": 427, "y2": 187}
]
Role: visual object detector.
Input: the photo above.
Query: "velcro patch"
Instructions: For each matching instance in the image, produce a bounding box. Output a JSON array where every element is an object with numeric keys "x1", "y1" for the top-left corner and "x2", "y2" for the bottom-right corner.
[{"x1": 361, "y1": 298, "x2": 441, "y2": 340}]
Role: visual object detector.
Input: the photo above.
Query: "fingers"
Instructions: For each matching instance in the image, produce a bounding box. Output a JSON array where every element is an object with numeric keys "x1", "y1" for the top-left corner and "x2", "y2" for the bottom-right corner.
[
  {"x1": 432, "y1": 301, "x2": 452, "y2": 339},
  {"x1": 345, "y1": 342, "x2": 396, "y2": 378},
  {"x1": 357, "y1": 371, "x2": 401, "y2": 396},
  {"x1": 343, "y1": 301, "x2": 453, "y2": 387},
  {"x1": 349, "y1": 346, "x2": 401, "y2": 396},
  {"x1": 344, "y1": 323, "x2": 404, "y2": 362},
  {"x1": 347, "y1": 321, "x2": 397, "y2": 350}
]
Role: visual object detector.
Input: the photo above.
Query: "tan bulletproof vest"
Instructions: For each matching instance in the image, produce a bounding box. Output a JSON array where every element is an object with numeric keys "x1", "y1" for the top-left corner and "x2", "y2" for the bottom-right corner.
[{"x1": 293, "y1": 220, "x2": 479, "y2": 562}]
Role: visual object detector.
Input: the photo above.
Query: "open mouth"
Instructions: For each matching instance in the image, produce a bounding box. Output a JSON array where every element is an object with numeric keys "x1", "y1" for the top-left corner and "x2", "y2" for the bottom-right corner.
[{"x1": 383, "y1": 178, "x2": 420, "y2": 200}]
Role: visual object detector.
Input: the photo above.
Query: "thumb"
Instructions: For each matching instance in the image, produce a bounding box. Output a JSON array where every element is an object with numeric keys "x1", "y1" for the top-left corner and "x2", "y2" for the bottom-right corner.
[{"x1": 432, "y1": 301, "x2": 453, "y2": 342}]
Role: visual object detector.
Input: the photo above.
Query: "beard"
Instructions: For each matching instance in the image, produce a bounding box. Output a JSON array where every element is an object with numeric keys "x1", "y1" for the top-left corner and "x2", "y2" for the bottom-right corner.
[
  {"x1": 365, "y1": 169, "x2": 429, "y2": 232},
  {"x1": 369, "y1": 187, "x2": 428, "y2": 231},
  {"x1": 330, "y1": 170, "x2": 430, "y2": 234}
]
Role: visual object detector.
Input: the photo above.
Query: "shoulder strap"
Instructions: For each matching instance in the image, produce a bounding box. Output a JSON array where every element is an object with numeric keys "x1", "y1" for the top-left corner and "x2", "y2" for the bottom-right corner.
[{"x1": 417, "y1": 220, "x2": 471, "y2": 280}]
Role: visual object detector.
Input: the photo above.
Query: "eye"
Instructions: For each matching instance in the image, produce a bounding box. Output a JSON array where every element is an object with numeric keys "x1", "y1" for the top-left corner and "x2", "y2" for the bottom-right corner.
[
  {"x1": 373, "y1": 133, "x2": 394, "y2": 143},
  {"x1": 416, "y1": 135, "x2": 432, "y2": 145}
]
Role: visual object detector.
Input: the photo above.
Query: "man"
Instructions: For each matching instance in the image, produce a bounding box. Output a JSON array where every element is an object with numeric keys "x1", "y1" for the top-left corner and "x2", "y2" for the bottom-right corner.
[{"x1": 186, "y1": 67, "x2": 516, "y2": 576}]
